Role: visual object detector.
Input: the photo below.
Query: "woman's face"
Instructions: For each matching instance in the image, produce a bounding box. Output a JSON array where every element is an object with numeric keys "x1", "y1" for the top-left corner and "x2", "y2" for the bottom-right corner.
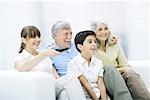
[
  {"x1": 96, "y1": 24, "x2": 110, "y2": 42},
  {"x1": 24, "y1": 36, "x2": 41, "y2": 51},
  {"x1": 53, "y1": 29, "x2": 72, "y2": 49}
]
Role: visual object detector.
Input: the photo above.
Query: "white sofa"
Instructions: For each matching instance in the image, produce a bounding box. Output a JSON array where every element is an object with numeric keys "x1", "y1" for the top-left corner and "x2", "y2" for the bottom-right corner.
[
  {"x1": 0, "y1": 70, "x2": 55, "y2": 100},
  {"x1": 0, "y1": 60, "x2": 149, "y2": 100}
]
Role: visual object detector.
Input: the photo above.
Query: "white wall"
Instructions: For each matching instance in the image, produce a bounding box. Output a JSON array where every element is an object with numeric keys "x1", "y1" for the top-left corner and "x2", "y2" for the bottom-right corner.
[
  {"x1": 0, "y1": 1, "x2": 42, "y2": 69},
  {"x1": 0, "y1": 1, "x2": 149, "y2": 69},
  {"x1": 39, "y1": 1, "x2": 126, "y2": 51},
  {"x1": 124, "y1": 1, "x2": 149, "y2": 60}
]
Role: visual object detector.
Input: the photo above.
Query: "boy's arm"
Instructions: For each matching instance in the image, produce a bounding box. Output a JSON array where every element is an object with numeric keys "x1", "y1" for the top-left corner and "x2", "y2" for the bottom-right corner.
[
  {"x1": 97, "y1": 76, "x2": 107, "y2": 100},
  {"x1": 78, "y1": 75, "x2": 98, "y2": 100}
]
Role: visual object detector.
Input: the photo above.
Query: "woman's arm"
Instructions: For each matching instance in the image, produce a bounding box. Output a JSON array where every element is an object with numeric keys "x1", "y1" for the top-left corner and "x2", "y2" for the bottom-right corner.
[
  {"x1": 97, "y1": 76, "x2": 107, "y2": 100},
  {"x1": 79, "y1": 75, "x2": 98, "y2": 100},
  {"x1": 15, "y1": 48, "x2": 60, "y2": 72},
  {"x1": 116, "y1": 44, "x2": 131, "y2": 73}
]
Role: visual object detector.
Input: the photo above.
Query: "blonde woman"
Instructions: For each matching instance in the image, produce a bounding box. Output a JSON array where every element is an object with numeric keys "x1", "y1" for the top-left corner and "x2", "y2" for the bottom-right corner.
[{"x1": 91, "y1": 20, "x2": 150, "y2": 100}]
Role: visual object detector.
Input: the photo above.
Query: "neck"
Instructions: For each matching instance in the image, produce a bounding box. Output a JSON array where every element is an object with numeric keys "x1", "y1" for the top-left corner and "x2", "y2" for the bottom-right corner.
[
  {"x1": 100, "y1": 40, "x2": 106, "y2": 46},
  {"x1": 81, "y1": 53, "x2": 92, "y2": 64},
  {"x1": 25, "y1": 48, "x2": 37, "y2": 56},
  {"x1": 100, "y1": 40, "x2": 106, "y2": 52}
]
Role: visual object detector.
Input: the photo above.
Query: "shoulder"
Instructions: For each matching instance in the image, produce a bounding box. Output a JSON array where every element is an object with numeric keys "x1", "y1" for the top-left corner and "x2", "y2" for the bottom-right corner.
[
  {"x1": 69, "y1": 54, "x2": 81, "y2": 65},
  {"x1": 68, "y1": 43, "x2": 78, "y2": 52},
  {"x1": 92, "y1": 57, "x2": 104, "y2": 70},
  {"x1": 109, "y1": 42, "x2": 122, "y2": 50},
  {"x1": 15, "y1": 50, "x2": 32, "y2": 61},
  {"x1": 68, "y1": 54, "x2": 80, "y2": 64},
  {"x1": 14, "y1": 53, "x2": 22, "y2": 61},
  {"x1": 93, "y1": 56, "x2": 103, "y2": 65}
]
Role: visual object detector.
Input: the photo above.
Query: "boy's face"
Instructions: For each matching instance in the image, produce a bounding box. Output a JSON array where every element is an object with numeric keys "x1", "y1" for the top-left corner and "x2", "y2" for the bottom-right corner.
[{"x1": 78, "y1": 35, "x2": 97, "y2": 56}]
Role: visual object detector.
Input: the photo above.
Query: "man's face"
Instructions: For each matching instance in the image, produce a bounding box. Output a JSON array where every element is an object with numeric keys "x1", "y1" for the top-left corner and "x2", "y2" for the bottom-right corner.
[{"x1": 53, "y1": 29, "x2": 72, "y2": 49}]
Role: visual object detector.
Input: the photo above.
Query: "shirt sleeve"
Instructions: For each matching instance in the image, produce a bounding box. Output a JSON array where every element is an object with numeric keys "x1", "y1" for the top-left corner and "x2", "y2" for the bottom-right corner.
[
  {"x1": 96, "y1": 59, "x2": 104, "y2": 77},
  {"x1": 13, "y1": 53, "x2": 25, "y2": 69},
  {"x1": 117, "y1": 44, "x2": 130, "y2": 68},
  {"x1": 67, "y1": 60, "x2": 82, "y2": 78}
]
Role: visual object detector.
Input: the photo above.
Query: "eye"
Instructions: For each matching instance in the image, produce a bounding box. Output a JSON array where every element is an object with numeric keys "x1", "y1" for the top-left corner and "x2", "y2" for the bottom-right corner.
[
  {"x1": 89, "y1": 41, "x2": 92, "y2": 43},
  {"x1": 87, "y1": 40, "x2": 92, "y2": 43},
  {"x1": 105, "y1": 27, "x2": 108, "y2": 30},
  {"x1": 70, "y1": 32, "x2": 72, "y2": 35},
  {"x1": 98, "y1": 28, "x2": 102, "y2": 31},
  {"x1": 94, "y1": 40, "x2": 97, "y2": 43},
  {"x1": 65, "y1": 32, "x2": 72, "y2": 36}
]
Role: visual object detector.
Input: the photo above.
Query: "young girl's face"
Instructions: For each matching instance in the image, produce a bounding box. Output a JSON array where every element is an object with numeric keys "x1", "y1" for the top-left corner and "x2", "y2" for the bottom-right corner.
[
  {"x1": 24, "y1": 35, "x2": 41, "y2": 51},
  {"x1": 96, "y1": 24, "x2": 110, "y2": 42},
  {"x1": 81, "y1": 35, "x2": 97, "y2": 56}
]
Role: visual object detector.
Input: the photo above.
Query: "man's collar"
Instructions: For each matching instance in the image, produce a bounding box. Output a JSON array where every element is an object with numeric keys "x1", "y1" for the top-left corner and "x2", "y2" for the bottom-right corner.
[{"x1": 55, "y1": 48, "x2": 69, "y2": 52}]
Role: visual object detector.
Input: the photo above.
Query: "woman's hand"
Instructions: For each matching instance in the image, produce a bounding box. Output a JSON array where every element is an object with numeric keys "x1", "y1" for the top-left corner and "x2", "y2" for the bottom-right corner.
[{"x1": 110, "y1": 34, "x2": 118, "y2": 45}]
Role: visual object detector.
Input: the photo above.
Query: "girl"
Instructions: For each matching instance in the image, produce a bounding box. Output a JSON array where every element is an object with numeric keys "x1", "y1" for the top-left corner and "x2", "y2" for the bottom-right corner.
[{"x1": 14, "y1": 26, "x2": 60, "y2": 78}]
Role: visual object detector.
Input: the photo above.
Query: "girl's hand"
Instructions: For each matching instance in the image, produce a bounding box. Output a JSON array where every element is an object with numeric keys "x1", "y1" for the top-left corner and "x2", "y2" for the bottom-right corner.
[{"x1": 44, "y1": 48, "x2": 61, "y2": 57}]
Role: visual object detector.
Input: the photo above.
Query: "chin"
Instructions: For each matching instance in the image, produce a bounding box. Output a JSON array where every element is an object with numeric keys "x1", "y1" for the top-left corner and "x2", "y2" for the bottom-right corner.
[
  {"x1": 64, "y1": 45, "x2": 70, "y2": 49},
  {"x1": 65, "y1": 44, "x2": 71, "y2": 48}
]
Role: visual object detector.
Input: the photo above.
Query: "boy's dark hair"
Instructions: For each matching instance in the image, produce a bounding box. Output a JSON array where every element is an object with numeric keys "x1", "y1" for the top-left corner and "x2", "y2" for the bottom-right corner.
[{"x1": 74, "y1": 30, "x2": 96, "y2": 52}]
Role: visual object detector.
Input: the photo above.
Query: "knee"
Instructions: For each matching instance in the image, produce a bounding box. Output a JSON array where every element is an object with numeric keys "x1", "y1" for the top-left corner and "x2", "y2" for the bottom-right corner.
[
  {"x1": 122, "y1": 67, "x2": 139, "y2": 78},
  {"x1": 104, "y1": 65, "x2": 117, "y2": 72}
]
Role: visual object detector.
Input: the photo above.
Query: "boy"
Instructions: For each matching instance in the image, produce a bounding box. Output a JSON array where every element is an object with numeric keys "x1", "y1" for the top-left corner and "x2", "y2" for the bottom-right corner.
[{"x1": 67, "y1": 30, "x2": 107, "y2": 100}]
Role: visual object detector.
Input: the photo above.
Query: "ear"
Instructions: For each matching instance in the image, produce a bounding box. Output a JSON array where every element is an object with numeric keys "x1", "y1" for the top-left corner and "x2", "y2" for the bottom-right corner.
[
  {"x1": 77, "y1": 44, "x2": 83, "y2": 51},
  {"x1": 52, "y1": 33, "x2": 57, "y2": 39},
  {"x1": 21, "y1": 37, "x2": 26, "y2": 44}
]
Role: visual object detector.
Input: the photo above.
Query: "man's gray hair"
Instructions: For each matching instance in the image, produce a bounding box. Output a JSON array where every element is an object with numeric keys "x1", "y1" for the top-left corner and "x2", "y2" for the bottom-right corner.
[{"x1": 51, "y1": 21, "x2": 71, "y2": 37}]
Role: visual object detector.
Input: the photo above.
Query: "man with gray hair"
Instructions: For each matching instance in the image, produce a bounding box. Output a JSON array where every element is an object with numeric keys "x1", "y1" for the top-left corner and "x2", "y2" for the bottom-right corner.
[{"x1": 48, "y1": 20, "x2": 86, "y2": 100}]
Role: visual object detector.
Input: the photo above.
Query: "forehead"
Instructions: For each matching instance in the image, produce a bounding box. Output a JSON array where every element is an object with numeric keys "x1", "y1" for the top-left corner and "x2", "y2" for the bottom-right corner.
[
  {"x1": 56, "y1": 28, "x2": 72, "y2": 34},
  {"x1": 85, "y1": 35, "x2": 96, "y2": 40},
  {"x1": 98, "y1": 23, "x2": 108, "y2": 28}
]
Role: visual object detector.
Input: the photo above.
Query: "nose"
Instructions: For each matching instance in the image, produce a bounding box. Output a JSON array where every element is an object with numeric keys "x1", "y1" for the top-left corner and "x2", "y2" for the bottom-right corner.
[
  {"x1": 93, "y1": 42, "x2": 97, "y2": 48},
  {"x1": 101, "y1": 29, "x2": 106, "y2": 33}
]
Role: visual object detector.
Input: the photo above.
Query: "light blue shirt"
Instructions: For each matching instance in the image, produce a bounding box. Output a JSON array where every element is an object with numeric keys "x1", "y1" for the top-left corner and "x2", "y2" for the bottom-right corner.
[{"x1": 48, "y1": 43, "x2": 79, "y2": 76}]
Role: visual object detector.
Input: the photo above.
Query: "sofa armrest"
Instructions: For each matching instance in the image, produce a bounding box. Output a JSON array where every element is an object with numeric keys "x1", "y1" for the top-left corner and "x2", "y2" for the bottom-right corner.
[{"x1": 0, "y1": 70, "x2": 55, "y2": 100}]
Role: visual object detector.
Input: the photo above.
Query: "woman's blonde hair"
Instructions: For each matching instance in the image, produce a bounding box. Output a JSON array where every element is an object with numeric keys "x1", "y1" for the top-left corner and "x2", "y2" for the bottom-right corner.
[{"x1": 90, "y1": 19, "x2": 113, "y2": 47}]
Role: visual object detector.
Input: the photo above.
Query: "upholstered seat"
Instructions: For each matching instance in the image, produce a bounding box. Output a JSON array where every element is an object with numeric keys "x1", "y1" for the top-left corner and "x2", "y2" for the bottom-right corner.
[{"x1": 0, "y1": 70, "x2": 55, "y2": 100}]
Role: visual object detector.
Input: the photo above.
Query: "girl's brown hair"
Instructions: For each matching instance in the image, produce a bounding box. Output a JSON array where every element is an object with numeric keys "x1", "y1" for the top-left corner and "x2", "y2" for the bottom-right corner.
[{"x1": 19, "y1": 26, "x2": 41, "y2": 53}]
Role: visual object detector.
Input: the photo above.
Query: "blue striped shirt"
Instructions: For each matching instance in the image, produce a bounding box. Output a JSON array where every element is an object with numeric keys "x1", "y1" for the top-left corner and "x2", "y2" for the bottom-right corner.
[{"x1": 48, "y1": 43, "x2": 78, "y2": 76}]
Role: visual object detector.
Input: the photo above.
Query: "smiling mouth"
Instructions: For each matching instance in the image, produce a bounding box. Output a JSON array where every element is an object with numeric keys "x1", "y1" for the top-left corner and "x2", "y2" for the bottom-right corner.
[
  {"x1": 33, "y1": 43, "x2": 40, "y2": 46},
  {"x1": 65, "y1": 41, "x2": 71, "y2": 44},
  {"x1": 91, "y1": 48, "x2": 96, "y2": 51}
]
